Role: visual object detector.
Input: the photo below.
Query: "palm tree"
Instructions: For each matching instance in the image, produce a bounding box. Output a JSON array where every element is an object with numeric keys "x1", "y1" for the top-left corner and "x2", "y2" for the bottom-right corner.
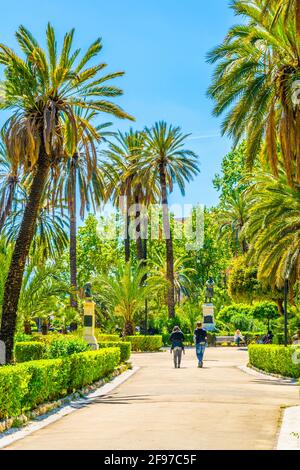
[
  {"x1": 207, "y1": 0, "x2": 300, "y2": 186},
  {"x1": 103, "y1": 130, "x2": 158, "y2": 262},
  {"x1": 244, "y1": 172, "x2": 300, "y2": 292},
  {"x1": 150, "y1": 253, "x2": 196, "y2": 306},
  {"x1": 17, "y1": 254, "x2": 70, "y2": 334},
  {"x1": 58, "y1": 113, "x2": 113, "y2": 309},
  {"x1": 0, "y1": 24, "x2": 133, "y2": 362},
  {"x1": 94, "y1": 262, "x2": 154, "y2": 335},
  {"x1": 218, "y1": 190, "x2": 249, "y2": 256},
  {"x1": 142, "y1": 122, "x2": 199, "y2": 318},
  {"x1": 262, "y1": 0, "x2": 300, "y2": 40},
  {"x1": 3, "y1": 200, "x2": 69, "y2": 261}
]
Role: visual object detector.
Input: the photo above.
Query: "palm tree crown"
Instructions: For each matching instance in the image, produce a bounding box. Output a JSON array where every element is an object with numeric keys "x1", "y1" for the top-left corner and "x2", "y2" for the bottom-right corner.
[{"x1": 207, "y1": 0, "x2": 300, "y2": 185}]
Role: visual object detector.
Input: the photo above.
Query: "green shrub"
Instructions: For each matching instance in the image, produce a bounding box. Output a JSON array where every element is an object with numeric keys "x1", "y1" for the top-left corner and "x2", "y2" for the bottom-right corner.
[
  {"x1": 14, "y1": 332, "x2": 33, "y2": 342},
  {"x1": 48, "y1": 337, "x2": 89, "y2": 358},
  {"x1": 248, "y1": 344, "x2": 300, "y2": 378},
  {"x1": 96, "y1": 334, "x2": 120, "y2": 342},
  {"x1": 98, "y1": 341, "x2": 131, "y2": 362},
  {"x1": 0, "y1": 348, "x2": 120, "y2": 420},
  {"x1": 67, "y1": 348, "x2": 120, "y2": 390},
  {"x1": 15, "y1": 342, "x2": 48, "y2": 363},
  {"x1": 217, "y1": 304, "x2": 253, "y2": 323},
  {"x1": 125, "y1": 335, "x2": 162, "y2": 352}
]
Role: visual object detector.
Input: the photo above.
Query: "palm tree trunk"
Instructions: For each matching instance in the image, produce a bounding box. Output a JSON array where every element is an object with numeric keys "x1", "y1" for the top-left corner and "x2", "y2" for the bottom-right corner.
[
  {"x1": 24, "y1": 320, "x2": 32, "y2": 335},
  {"x1": 159, "y1": 164, "x2": 175, "y2": 318},
  {"x1": 41, "y1": 319, "x2": 48, "y2": 336},
  {"x1": 0, "y1": 181, "x2": 16, "y2": 233},
  {"x1": 123, "y1": 320, "x2": 134, "y2": 336},
  {"x1": 69, "y1": 161, "x2": 78, "y2": 309},
  {"x1": 124, "y1": 191, "x2": 131, "y2": 262},
  {"x1": 0, "y1": 150, "x2": 50, "y2": 363},
  {"x1": 125, "y1": 212, "x2": 130, "y2": 262},
  {"x1": 142, "y1": 236, "x2": 148, "y2": 333},
  {"x1": 242, "y1": 238, "x2": 248, "y2": 254},
  {"x1": 135, "y1": 194, "x2": 144, "y2": 261}
]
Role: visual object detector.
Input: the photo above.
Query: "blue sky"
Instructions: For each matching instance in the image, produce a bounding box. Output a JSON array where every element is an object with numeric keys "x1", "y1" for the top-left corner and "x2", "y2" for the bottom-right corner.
[{"x1": 0, "y1": 0, "x2": 235, "y2": 208}]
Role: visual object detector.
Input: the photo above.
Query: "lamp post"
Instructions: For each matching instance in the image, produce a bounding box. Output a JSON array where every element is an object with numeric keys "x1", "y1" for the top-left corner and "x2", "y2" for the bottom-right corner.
[{"x1": 284, "y1": 278, "x2": 289, "y2": 347}]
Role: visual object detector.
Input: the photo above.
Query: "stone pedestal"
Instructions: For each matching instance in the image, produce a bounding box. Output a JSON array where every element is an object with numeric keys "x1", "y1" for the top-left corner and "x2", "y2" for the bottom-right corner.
[
  {"x1": 202, "y1": 303, "x2": 216, "y2": 331},
  {"x1": 83, "y1": 300, "x2": 99, "y2": 350}
]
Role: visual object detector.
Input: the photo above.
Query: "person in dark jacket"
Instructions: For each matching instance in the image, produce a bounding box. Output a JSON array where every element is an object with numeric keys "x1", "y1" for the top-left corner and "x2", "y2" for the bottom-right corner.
[
  {"x1": 170, "y1": 326, "x2": 185, "y2": 368},
  {"x1": 194, "y1": 322, "x2": 208, "y2": 368}
]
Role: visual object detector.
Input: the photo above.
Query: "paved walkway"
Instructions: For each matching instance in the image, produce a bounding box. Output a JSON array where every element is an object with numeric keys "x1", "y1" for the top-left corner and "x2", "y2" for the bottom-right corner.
[{"x1": 5, "y1": 348, "x2": 299, "y2": 450}]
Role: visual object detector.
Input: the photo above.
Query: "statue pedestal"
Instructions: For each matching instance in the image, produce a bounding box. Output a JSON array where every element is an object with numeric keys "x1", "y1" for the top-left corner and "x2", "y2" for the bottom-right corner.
[
  {"x1": 202, "y1": 304, "x2": 216, "y2": 331},
  {"x1": 83, "y1": 300, "x2": 99, "y2": 350}
]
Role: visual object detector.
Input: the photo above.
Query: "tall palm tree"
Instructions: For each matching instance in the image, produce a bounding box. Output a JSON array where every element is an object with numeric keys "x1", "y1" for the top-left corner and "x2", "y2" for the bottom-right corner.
[
  {"x1": 218, "y1": 190, "x2": 249, "y2": 256},
  {"x1": 0, "y1": 24, "x2": 133, "y2": 362},
  {"x1": 142, "y1": 122, "x2": 199, "y2": 318},
  {"x1": 244, "y1": 172, "x2": 300, "y2": 291},
  {"x1": 207, "y1": 0, "x2": 300, "y2": 186},
  {"x1": 58, "y1": 113, "x2": 113, "y2": 309},
  {"x1": 103, "y1": 130, "x2": 158, "y2": 262}
]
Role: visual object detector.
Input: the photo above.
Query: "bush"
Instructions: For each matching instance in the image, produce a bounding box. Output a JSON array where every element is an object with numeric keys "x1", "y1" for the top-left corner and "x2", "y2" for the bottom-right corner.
[
  {"x1": 217, "y1": 304, "x2": 253, "y2": 324},
  {"x1": 98, "y1": 341, "x2": 131, "y2": 362},
  {"x1": 125, "y1": 335, "x2": 162, "y2": 352},
  {"x1": 48, "y1": 337, "x2": 89, "y2": 358},
  {"x1": 248, "y1": 344, "x2": 300, "y2": 378},
  {"x1": 0, "y1": 348, "x2": 120, "y2": 420},
  {"x1": 15, "y1": 342, "x2": 48, "y2": 363},
  {"x1": 96, "y1": 333, "x2": 120, "y2": 342},
  {"x1": 14, "y1": 332, "x2": 33, "y2": 343},
  {"x1": 67, "y1": 348, "x2": 120, "y2": 390}
]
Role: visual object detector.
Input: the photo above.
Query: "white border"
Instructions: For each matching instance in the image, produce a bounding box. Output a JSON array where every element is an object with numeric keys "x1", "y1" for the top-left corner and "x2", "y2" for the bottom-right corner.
[{"x1": 277, "y1": 406, "x2": 300, "y2": 450}]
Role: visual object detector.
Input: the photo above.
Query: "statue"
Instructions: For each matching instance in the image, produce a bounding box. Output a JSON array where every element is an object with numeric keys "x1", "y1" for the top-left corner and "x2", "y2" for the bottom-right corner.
[
  {"x1": 204, "y1": 277, "x2": 215, "y2": 304},
  {"x1": 84, "y1": 282, "x2": 92, "y2": 299}
]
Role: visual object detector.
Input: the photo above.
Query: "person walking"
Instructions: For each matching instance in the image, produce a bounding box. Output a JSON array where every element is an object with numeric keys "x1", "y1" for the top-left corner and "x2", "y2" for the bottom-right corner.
[
  {"x1": 194, "y1": 322, "x2": 207, "y2": 368},
  {"x1": 170, "y1": 326, "x2": 185, "y2": 368}
]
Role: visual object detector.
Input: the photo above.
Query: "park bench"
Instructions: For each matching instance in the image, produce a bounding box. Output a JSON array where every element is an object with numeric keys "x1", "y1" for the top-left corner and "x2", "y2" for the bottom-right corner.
[{"x1": 215, "y1": 335, "x2": 246, "y2": 346}]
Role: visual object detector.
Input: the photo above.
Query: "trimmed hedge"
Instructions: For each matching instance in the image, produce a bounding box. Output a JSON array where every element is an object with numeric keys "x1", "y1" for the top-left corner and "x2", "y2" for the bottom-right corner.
[
  {"x1": 125, "y1": 335, "x2": 162, "y2": 352},
  {"x1": 96, "y1": 334, "x2": 120, "y2": 342},
  {"x1": 248, "y1": 344, "x2": 300, "y2": 378},
  {"x1": 0, "y1": 348, "x2": 120, "y2": 420},
  {"x1": 15, "y1": 342, "x2": 48, "y2": 363},
  {"x1": 98, "y1": 341, "x2": 131, "y2": 362},
  {"x1": 14, "y1": 338, "x2": 89, "y2": 363}
]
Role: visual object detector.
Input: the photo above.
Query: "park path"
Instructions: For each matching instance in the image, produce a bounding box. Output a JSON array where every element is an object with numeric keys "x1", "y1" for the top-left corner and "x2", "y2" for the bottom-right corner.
[{"x1": 4, "y1": 348, "x2": 299, "y2": 450}]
